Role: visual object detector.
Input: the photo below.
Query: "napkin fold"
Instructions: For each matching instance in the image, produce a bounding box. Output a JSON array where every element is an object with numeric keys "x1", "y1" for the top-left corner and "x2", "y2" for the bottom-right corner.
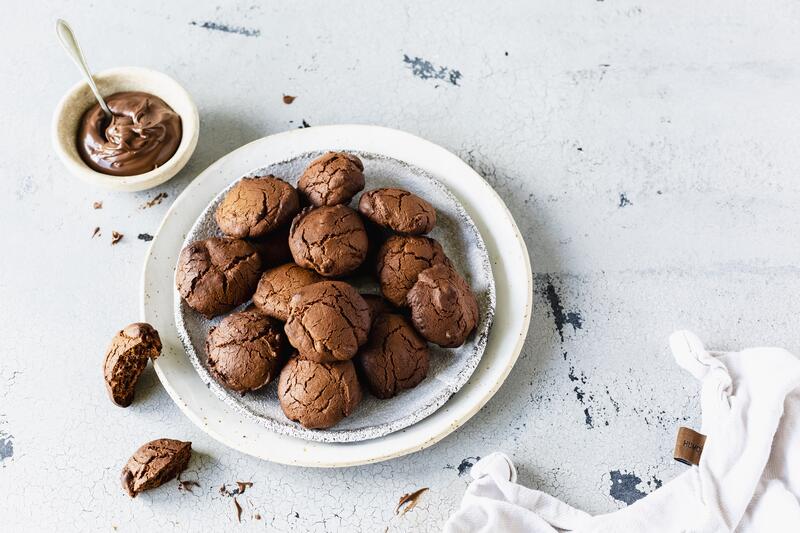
[{"x1": 444, "y1": 331, "x2": 800, "y2": 532}]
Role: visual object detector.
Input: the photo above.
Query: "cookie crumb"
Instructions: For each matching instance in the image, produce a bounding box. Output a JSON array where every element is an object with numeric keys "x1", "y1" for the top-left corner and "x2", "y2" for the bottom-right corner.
[
  {"x1": 92, "y1": 227, "x2": 101, "y2": 238},
  {"x1": 233, "y1": 497, "x2": 243, "y2": 522},
  {"x1": 141, "y1": 192, "x2": 168, "y2": 209},
  {"x1": 93, "y1": 201, "x2": 103, "y2": 209},
  {"x1": 283, "y1": 94, "x2": 296, "y2": 104},
  {"x1": 253, "y1": 513, "x2": 261, "y2": 520},
  {"x1": 178, "y1": 479, "x2": 200, "y2": 493},
  {"x1": 395, "y1": 488, "x2": 428, "y2": 515},
  {"x1": 111, "y1": 231, "x2": 124, "y2": 245},
  {"x1": 236, "y1": 481, "x2": 253, "y2": 494}
]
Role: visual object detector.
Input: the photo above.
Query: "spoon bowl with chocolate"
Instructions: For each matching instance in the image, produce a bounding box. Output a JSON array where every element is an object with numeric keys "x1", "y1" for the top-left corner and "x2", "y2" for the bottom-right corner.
[{"x1": 52, "y1": 66, "x2": 199, "y2": 192}]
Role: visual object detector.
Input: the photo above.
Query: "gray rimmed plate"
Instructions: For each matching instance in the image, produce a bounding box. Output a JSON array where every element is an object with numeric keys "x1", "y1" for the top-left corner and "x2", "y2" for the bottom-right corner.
[{"x1": 174, "y1": 151, "x2": 495, "y2": 443}]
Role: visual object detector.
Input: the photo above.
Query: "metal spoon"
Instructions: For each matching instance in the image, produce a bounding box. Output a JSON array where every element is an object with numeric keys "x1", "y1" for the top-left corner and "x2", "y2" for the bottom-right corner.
[{"x1": 55, "y1": 19, "x2": 112, "y2": 120}]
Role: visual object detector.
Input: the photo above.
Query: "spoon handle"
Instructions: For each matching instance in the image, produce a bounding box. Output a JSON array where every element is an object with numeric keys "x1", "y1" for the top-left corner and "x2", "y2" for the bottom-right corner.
[{"x1": 55, "y1": 19, "x2": 112, "y2": 118}]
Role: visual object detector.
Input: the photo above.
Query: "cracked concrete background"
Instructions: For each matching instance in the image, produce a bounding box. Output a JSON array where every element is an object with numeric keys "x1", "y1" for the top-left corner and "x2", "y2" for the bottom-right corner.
[{"x1": 2, "y1": 0, "x2": 800, "y2": 530}]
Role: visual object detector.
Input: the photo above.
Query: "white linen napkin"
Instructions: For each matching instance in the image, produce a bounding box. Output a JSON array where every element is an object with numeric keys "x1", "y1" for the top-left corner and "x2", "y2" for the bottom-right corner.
[{"x1": 444, "y1": 331, "x2": 800, "y2": 532}]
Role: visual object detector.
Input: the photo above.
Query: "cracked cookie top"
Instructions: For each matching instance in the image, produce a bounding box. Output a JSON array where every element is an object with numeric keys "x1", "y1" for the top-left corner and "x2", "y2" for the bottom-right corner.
[
  {"x1": 121, "y1": 439, "x2": 192, "y2": 497},
  {"x1": 215, "y1": 175, "x2": 300, "y2": 239},
  {"x1": 407, "y1": 263, "x2": 479, "y2": 348},
  {"x1": 298, "y1": 151, "x2": 365, "y2": 206},
  {"x1": 205, "y1": 308, "x2": 287, "y2": 393},
  {"x1": 175, "y1": 237, "x2": 261, "y2": 318},
  {"x1": 376, "y1": 235, "x2": 450, "y2": 307},
  {"x1": 278, "y1": 357, "x2": 362, "y2": 429},
  {"x1": 253, "y1": 263, "x2": 324, "y2": 321},
  {"x1": 284, "y1": 281, "x2": 371, "y2": 363},
  {"x1": 358, "y1": 188, "x2": 436, "y2": 235},
  {"x1": 356, "y1": 313, "x2": 429, "y2": 399},
  {"x1": 288, "y1": 205, "x2": 368, "y2": 277}
]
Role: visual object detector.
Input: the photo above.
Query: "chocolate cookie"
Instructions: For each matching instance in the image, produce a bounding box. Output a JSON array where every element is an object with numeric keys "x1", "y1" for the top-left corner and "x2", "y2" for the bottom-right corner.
[
  {"x1": 215, "y1": 176, "x2": 300, "y2": 239},
  {"x1": 284, "y1": 281, "x2": 370, "y2": 362},
  {"x1": 206, "y1": 308, "x2": 287, "y2": 393},
  {"x1": 253, "y1": 263, "x2": 323, "y2": 321},
  {"x1": 278, "y1": 357, "x2": 362, "y2": 429},
  {"x1": 288, "y1": 205, "x2": 368, "y2": 277},
  {"x1": 358, "y1": 188, "x2": 436, "y2": 235},
  {"x1": 247, "y1": 224, "x2": 292, "y2": 267},
  {"x1": 298, "y1": 152, "x2": 365, "y2": 206},
  {"x1": 361, "y1": 293, "x2": 393, "y2": 325},
  {"x1": 356, "y1": 314, "x2": 429, "y2": 399},
  {"x1": 103, "y1": 323, "x2": 162, "y2": 407},
  {"x1": 175, "y1": 237, "x2": 261, "y2": 318},
  {"x1": 376, "y1": 235, "x2": 450, "y2": 307},
  {"x1": 407, "y1": 264, "x2": 479, "y2": 348},
  {"x1": 121, "y1": 439, "x2": 192, "y2": 497}
]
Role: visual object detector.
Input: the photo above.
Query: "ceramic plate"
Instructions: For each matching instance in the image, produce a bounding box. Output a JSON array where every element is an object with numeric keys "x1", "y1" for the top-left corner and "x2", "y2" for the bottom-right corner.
[
  {"x1": 175, "y1": 152, "x2": 495, "y2": 442},
  {"x1": 142, "y1": 125, "x2": 531, "y2": 466}
]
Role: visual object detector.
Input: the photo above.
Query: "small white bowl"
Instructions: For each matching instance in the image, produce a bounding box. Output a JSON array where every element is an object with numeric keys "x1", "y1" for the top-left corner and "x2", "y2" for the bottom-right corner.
[{"x1": 52, "y1": 66, "x2": 199, "y2": 192}]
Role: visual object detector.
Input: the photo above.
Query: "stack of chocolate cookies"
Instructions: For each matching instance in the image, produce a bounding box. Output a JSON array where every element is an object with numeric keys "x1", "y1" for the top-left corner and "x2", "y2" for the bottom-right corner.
[{"x1": 176, "y1": 151, "x2": 479, "y2": 429}]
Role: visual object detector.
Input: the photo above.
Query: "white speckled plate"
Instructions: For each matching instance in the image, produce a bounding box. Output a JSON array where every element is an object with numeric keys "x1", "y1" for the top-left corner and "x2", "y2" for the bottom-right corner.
[
  {"x1": 175, "y1": 152, "x2": 495, "y2": 442},
  {"x1": 142, "y1": 125, "x2": 532, "y2": 466}
]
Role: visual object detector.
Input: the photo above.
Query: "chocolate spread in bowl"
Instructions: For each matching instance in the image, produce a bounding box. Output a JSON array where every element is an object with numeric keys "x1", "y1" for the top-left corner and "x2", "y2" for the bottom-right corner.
[{"x1": 77, "y1": 91, "x2": 182, "y2": 176}]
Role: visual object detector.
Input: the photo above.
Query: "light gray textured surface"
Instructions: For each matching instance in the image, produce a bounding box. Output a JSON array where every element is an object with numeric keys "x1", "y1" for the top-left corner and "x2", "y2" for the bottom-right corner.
[{"x1": 2, "y1": 0, "x2": 800, "y2": 531}]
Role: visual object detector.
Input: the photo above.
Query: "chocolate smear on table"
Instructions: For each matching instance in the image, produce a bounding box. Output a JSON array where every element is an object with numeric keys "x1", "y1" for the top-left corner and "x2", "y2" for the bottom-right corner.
[
  {"x1": 141, "y1": 192, "x2": 168, "y2": 209},
  {"x1": 111, "y1": 231, "x2": 123, "y2": 245},
  {"x1": 395, "y1": 488, "x2": 428, "y2": 515},
  {"x1": 283, "y1": 94, "x2": 296, "y2": 104}
]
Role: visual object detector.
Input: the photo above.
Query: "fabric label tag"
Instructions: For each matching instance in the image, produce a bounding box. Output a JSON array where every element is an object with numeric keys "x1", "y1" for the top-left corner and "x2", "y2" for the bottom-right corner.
[{"x1": 674, "y1": 426, "x2": 706, "y2": 465}]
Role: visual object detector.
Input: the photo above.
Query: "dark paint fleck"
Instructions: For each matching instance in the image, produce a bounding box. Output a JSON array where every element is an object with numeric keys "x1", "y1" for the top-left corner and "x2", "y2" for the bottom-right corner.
[
  {"x1": 618, "y1": 193, "x2": 633, "y2": 208},
  {"x1": 543, "y1": 275, "x2": 583, "y2": 341},
  {"x1": 457, "y1": 456, "x2": 480, "y2": 477},
  {"x1": 189, "y1": 21, "x2": 260, "y2": 37},
  {"x1": 609, "y1": 470, "x2": 647, "y2": 505},
  {"x1": 584, "y1": 407, "x2": 594, "y2": 428},
  {"x1": 574, "y1": 386, "x2": 585, "y2": 403},
  {"x1": 299, "y1": 119, "x2": 311, "y2": 129},
  {"x1": 0, "y1": 433, "x2": 13, "y2": 461},
  {"x1": 568, "y1": 366, "x2": 587, "y2": 384},
  {"x1": 565, "y1": 311, "x2": 583, "y2": 330},
  {"x1": 138, "y1": 233, "x2": 154, "y2": 242},
  {"x1": 403, "y1": 54, "x2": 462, "y2": 86},
  {"x1": 605, "y1": 387, "x2": 621, "y2": 412}
]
